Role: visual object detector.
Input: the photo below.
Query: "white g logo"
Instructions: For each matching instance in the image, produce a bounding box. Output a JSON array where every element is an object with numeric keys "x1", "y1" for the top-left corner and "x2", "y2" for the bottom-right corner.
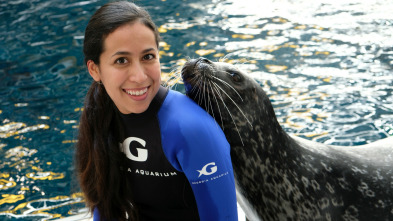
[
  {"x1": 120, "y1": 137, "x2": 148, "y2": 162},
  {"x1": 197, "y1": 162, "x2": 218, "y2": 178}
]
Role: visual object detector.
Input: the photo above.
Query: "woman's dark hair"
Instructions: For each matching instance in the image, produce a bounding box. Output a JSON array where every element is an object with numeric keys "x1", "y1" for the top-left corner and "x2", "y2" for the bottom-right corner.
[
  {"x1": 76, "y1": 2, "x2": 160, "y2": 220},
  {"x1": 83, "y1": 1, "x2": 160, "y2": 65}
]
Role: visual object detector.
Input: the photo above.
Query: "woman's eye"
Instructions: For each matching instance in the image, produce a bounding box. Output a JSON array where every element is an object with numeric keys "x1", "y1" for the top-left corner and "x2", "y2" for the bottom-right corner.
[
  {"x1": 228, "y1": 71, "x2": 242, "y2": 82},
  {"x1": 143, "y1": 54, "x2": 155, "y2": 60},
  {"x1": 115, "y1": 57, "x2": 128, "y2": 64}
]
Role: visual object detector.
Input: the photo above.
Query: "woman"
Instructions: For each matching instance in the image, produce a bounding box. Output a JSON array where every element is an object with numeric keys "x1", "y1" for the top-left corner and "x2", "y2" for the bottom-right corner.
[{"x1": 75, "y1": 1, "x2": 238, "y2": 221}]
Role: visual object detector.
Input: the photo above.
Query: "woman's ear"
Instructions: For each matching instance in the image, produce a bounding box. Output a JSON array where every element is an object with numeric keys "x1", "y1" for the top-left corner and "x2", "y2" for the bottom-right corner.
[{"x1": 87, "y1": 60, "x2": 101, "y2": 82}]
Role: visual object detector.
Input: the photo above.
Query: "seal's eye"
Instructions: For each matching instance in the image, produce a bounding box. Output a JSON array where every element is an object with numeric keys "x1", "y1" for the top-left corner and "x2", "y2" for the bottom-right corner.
[{"x1": 228, "y1": 71, "x2": 242, "y2": 82}]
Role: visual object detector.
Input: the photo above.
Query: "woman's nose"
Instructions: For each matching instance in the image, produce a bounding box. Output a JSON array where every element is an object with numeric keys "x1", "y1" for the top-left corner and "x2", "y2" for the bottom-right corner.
[{"x1": 128, "y1": 62, "x2": 147, "y2": 83}]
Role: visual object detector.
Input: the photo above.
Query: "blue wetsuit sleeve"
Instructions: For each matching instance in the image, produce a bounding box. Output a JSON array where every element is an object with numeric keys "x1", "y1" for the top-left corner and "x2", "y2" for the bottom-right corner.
[
  {"x1": 180, "y1": 116, "x2": 238, "y2": 221},
  {"x1": 93, "y1": 207, "x2": 100, "y2": 221},
  {"x1": 159, "y1": 91, "x2": 238, "y2": 221}
]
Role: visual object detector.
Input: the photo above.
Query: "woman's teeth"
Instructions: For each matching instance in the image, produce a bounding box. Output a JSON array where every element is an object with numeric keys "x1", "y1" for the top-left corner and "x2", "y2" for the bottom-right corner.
[{"x1": 125, "y1": 88, "x2": 148, "y2": 96}]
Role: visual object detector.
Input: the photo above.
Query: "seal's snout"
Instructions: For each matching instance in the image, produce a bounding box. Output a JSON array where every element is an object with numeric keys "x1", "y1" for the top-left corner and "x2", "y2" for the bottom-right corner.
[
  {"x1": 181, "y1": 57, "x2": 217, "y2": 98},
  {"x1": 180, "y1": 59, "x2": 197, "y2": 81},
  {"x1": 196, "y1": 58, "x2": 214, "y2": 76},
  {"x1": 181, "y1": 57, "x2": 214, "y2": 82}
]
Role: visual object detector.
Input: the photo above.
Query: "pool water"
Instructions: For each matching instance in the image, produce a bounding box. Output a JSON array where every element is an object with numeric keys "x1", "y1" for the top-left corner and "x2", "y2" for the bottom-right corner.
[{"x1": 1, "y1": 0, "x2": 392, "y2": 220}]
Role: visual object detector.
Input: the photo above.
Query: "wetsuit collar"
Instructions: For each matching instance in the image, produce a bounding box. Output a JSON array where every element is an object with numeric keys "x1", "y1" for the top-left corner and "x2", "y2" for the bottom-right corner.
[{"x1": 150, "y1": 85, "x2": 169, "y2": 113}]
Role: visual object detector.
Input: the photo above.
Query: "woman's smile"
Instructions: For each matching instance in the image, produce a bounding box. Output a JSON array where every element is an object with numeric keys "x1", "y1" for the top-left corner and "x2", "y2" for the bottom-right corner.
[{"x1": 123, "y1": 86, "x2": 149, "y2": 101}]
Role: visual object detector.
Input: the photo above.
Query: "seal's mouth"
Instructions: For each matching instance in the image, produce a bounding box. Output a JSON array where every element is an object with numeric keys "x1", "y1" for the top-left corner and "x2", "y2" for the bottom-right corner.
[{"x1": 181, "y1": 57, "x2": 216, "y2": 98}]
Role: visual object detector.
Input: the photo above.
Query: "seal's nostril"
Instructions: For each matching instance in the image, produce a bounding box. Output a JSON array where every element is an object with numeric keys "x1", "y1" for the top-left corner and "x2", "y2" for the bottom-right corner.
[
  {"x1": 197, "y1": 63, "x2": 213, "y2": 76},
  {"x1": 197, "y1": 57, "x2": 211, "y2": 64}
]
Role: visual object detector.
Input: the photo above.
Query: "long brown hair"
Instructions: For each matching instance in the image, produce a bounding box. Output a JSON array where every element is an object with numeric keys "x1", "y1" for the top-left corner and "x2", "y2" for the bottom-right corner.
[{"x1": 75, "y1": 2, "x2": 160, "y2": 220}]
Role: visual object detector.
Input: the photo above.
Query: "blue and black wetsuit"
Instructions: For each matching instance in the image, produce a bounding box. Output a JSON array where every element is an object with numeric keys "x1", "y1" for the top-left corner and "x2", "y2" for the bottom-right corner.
[{"x1": 94, "y1": 86, "x2": 237, "y2": 221}]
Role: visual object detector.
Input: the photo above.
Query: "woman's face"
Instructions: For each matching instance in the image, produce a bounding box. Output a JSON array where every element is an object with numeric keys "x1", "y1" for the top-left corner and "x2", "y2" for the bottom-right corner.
[{"x1": 88, "y1": 22, "x2": 161, "y2": 114}]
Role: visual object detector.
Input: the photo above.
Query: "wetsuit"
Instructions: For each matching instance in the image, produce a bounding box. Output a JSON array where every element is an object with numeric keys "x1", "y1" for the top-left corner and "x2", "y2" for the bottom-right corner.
[{"x1": 93, "y1": 86, "x2": 237, "y2": 221}]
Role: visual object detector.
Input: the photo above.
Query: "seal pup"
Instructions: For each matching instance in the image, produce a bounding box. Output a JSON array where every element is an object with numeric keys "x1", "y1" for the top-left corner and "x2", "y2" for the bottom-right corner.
[{"x1": 181, "y1": 57, "x2": 393, "y2": 221}]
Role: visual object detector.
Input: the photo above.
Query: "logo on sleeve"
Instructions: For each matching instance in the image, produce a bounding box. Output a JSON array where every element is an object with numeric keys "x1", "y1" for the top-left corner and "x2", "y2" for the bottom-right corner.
[{"x1": 197, "y1": 162, "x2": 217, "y2": 177}]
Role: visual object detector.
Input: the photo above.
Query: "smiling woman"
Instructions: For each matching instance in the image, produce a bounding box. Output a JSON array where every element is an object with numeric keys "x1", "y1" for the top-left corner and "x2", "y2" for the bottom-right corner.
[
  {"x1": 75, "y1": 1, "x2": 238, "y2": 221},
  {"x1": 87, "y1": 22, "x2": 162, "y2": 114}
]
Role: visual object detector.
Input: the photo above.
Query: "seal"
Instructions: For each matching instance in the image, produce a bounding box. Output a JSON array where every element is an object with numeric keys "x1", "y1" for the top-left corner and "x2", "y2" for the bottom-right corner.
[{"x1": 181, "y1": 57, "x2": 393, "y2": 221}]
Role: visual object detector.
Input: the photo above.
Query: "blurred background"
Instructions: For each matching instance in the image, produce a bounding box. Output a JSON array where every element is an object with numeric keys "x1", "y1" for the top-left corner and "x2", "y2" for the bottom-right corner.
[{"x1": 0, "y1": 0, "x2": 392, "y2": 219}]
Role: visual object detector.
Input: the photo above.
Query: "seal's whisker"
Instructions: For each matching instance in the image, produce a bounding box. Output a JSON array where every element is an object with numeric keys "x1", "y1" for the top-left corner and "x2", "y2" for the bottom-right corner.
[
  {"x1": 188, "y1": 74, "x2": 202, "y2": 94},
  {"x1": 197, "y1": 84, "x2": 203, "y2": 107},
  {"x1": 191, "y1": 79, "x2": 202, "y2": 97},
  {"x1": 193, "y1": 77, "x2": 204, "y2": 106},
  {"x1": 212, "y1": 76, "x2": 243, "y2": 102},
  {"x1": 202, "y1": 77, "x2": 210, "y2": 114},
  {"x1": 206, "y1": 80, "x2": 216, "y2": 122},
  {"x1": 170, "y1": 65, "x2": 182, "y2": 77},
  {"x1": 206, "y1": 78, "x2": 213, "y2": 116},
  {"x1": 211, "y1": 82, "x2": 245, "y2": 147},
  {"x1": 212, "y1": 81, "x2": 253, "y2": 128},
  {"x1": 202, "y1": 76, "x2": 208, "y2": 112},
  {"x1": 171, "y1": 75, "x2": 183, "y2": 90},
  {"x1": 203, "y1": 76, "x2": 211, "y2": 113},
  {"x1": 208, "y1": 81, "x2": 221, "y2": 128},
  {"x1": 209, "y1": 81, "x2": 225, "y2": 130},
  {"x1": 164, "y1": 66, "x2": 184, "y2": 89},
  {"x1": 218, "y1": 54, "x2": 231, "y2": 63}
]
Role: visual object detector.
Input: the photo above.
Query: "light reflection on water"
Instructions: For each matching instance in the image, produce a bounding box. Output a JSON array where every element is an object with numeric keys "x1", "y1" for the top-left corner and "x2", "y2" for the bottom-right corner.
[
  {"x1": 197, "y1": 0, "x2": 393, "y2": 145},
  {"x1": 0, "y1": 0, "x2": 392, "y2": 219}
]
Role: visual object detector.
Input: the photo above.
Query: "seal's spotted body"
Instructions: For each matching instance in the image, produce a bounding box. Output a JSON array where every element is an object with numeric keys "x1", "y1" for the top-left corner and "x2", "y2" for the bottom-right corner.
[{"x1": 181, "y1": 58, "x2": 393, "y2": 221}]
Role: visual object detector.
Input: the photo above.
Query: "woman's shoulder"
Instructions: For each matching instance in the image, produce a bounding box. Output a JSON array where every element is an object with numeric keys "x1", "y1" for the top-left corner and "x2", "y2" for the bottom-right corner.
[
  {"x1": 162, "y1": 89, "x2": 206, "y2": 115},
  {"x1": 158, "y1": 89, "x2": 215, "y2": 126}
]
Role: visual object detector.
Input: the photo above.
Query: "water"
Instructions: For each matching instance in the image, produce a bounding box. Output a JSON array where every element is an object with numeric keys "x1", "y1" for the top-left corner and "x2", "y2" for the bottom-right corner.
[{"x1": 0, "y1": 0, "x2": 392, "y2": 219}]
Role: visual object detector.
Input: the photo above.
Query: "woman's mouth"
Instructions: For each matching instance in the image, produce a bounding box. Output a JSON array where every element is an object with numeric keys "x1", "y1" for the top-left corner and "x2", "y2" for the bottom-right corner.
[
  {"x1": 123, "y1": 87, "x2": 150, "y2": 101},
  {"x1": 124, "y1": 87, "x2": 148, "y2": 96}
]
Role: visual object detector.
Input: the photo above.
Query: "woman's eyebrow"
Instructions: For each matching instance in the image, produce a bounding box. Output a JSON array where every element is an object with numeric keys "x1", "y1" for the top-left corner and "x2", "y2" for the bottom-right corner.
[
  {"x1": 111, "y1": 51, "x2": 131, "y2": 57},
  {"x1": 111, "y1": 48, "x2": 156, "y2": 57},
  {"x1": 142, "y1": 48, "x2": 156, "y2": 54}
]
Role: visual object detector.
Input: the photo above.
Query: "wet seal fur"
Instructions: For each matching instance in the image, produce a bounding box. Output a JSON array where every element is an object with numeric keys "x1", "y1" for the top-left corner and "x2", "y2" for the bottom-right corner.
[{"x1": 181, "y1": 57, "x2": 393, "y2": 221}]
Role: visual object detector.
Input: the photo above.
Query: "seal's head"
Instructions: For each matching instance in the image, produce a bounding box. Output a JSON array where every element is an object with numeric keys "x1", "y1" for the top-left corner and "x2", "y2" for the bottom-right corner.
[{"x1": 181, "y1": 57, "x2": 280, "y2": 146}]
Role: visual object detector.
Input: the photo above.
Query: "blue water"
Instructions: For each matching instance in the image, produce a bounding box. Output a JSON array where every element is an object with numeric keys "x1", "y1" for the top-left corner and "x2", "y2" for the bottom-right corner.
[{"x1": 1, "y1": 0, "x2": 392, "y2": 219}]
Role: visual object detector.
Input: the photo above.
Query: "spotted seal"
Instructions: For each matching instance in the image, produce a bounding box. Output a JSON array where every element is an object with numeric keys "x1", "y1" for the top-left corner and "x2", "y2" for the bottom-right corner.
[{"x1": 181, "y1": 57, "x2": 393, "y2": 221}]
